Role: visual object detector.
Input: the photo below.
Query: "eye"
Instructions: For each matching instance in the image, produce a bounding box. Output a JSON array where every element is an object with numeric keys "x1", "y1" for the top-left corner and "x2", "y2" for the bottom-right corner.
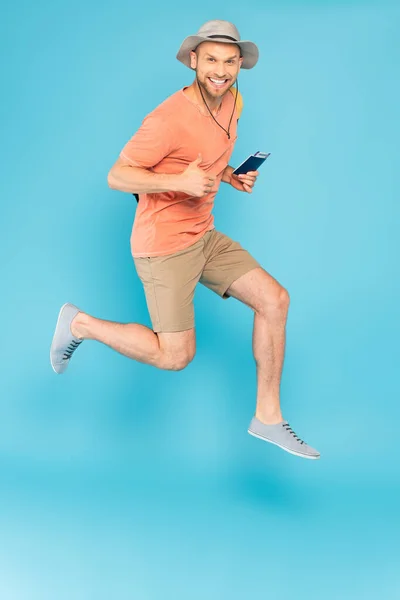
[{"x1": 208, "y1": 58, "x2": 215, "y2": 62}]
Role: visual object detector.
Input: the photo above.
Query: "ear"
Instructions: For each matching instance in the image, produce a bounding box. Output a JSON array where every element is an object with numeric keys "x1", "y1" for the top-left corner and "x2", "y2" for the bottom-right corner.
[
  {"x1": 189, "y1": 50, "x2": 197, "y2": 70},
  {"x1": 239, "y1": 56, "x2": 244, "y2": 69}
]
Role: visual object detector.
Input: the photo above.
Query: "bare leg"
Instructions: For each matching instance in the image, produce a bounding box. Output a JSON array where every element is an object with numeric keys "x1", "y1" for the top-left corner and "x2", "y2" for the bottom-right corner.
[
  {"x1": 252, "y1": 301, "x2": 288, "y2": 424},
  {"x1": 71, "y1": 313, "x2": 195, "y2": 371},
  {"x1": 226, "y1": 267, "x2": 289, "y2": 424}
]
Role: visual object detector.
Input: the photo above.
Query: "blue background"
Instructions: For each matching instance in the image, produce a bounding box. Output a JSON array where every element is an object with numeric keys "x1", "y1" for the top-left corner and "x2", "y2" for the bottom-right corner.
[{"x1": 1, "y1": 0, "x2": 399, "y2": 598}]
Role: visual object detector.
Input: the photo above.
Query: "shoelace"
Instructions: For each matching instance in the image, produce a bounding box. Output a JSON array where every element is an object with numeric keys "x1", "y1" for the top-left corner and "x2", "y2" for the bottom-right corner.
[
  {"x1": 63, "y1": 339, "x2": 82, "y2": 360},
  {"x1": 283, "y1": 423, "x2": 305, "y2": 445}
]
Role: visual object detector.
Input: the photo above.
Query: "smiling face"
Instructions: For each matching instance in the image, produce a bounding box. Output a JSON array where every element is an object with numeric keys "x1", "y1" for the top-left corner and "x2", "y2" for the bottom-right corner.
[{"x1": 189, "y1": 41, "x2": 243, "y2": 103}]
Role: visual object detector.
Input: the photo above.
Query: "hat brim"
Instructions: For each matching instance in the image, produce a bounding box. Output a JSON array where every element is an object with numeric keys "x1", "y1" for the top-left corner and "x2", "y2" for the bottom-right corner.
[{"x1": 176, "y1": 35, "x2": 259, "y2": 70}]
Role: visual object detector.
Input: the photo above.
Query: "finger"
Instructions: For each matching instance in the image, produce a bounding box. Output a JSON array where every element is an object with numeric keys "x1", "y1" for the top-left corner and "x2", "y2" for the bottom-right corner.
[
  {"x1": 239, "y1": 170, "x2": 258, "y2": 177},
  {"x1": 239, "y1": 177, "x2": 255, "y2": 187},
  {"x1": 243, "y1": 183, "x2": 253, "y2": 193},
  {"x1": 238, "y1": 173, "x2": 256, "y2": 181}
]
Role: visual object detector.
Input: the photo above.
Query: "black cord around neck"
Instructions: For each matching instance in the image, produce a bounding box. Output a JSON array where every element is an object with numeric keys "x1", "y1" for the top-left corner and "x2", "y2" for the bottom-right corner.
[{"x1": 196, "y1": 76, "x2": 238, "y2": 140}]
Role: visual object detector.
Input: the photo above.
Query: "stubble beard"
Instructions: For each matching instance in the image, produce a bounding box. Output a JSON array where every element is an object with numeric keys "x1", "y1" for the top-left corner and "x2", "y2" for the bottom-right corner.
[{"x1": 196, "y1": 72, "x2": 235, "y2": 103}]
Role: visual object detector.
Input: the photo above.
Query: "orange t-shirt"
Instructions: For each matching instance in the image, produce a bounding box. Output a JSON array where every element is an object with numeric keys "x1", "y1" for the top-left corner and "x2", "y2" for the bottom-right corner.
[{"x1": 119, "y1": 87, "x2": 240, "y2": 257}]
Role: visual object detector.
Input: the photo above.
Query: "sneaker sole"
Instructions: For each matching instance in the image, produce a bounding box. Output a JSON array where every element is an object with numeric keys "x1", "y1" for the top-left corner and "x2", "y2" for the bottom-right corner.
[
  {"x1": 248, "y1": 429, "x2": 320, "y2": 460},
  {"x1": 50, "y1": 302, "x2": 71, "y2": 374}
]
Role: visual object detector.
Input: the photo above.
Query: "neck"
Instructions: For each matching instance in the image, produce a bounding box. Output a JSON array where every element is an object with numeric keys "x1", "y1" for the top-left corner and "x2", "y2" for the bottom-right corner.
[{"x1": 189, "y1": 80, "x2": 222, "y2": 116}]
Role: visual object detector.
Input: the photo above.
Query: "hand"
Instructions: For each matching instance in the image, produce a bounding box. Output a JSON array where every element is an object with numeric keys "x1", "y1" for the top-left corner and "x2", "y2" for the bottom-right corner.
[
  {"x1": 230, "y1": 170, "x2": 259, "y2": 193},
  {"x1": 178, "y1": 154, "x2": 217, "y2": 197}
]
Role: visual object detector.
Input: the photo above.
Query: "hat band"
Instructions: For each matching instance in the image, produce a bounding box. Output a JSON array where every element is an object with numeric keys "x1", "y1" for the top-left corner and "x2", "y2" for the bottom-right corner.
[{"x1": 206, "y1": 34, "x2": 238, "y2": 42}]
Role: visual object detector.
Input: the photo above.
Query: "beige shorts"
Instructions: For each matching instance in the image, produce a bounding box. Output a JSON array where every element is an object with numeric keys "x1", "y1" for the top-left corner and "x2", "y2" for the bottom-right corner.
[{"x1": 133, "y1": 229, "x2": 260, "y2": 333}]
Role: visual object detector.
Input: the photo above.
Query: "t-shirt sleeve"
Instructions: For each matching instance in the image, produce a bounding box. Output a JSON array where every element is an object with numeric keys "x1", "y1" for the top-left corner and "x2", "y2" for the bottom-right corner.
[{"x1": 119, "y1": 111, "x2": 175, "y2": 169}]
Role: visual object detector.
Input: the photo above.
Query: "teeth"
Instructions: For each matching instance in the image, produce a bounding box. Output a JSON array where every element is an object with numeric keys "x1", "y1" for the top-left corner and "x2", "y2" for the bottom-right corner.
[{"x1": 210, "y1": 78, "x2": 226, "y2": 84}]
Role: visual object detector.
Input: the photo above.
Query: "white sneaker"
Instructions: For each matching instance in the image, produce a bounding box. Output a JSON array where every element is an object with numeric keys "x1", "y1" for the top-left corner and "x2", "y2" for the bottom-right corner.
[
  {"x1": 248, "y1": 417, "x2": 320, "y2": 459},
  {"x1": 50, "y1": 303, "x2": 83, "y2": 374}
]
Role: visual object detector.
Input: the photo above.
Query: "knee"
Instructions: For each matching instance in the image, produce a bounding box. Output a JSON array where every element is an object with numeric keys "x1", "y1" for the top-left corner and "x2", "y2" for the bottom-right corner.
[
  {"x1": 278, "y1": 287, "x2": 290, "y2": 310},
  {"x1": 258, "y1": 286, "x2": 290, "y2": 316},
  {"x1": 163, "y1": 348, "x2": 196, "y2": 371}
]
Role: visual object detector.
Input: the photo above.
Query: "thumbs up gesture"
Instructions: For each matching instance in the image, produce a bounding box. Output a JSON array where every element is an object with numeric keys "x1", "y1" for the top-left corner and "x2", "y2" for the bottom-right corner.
[{"x1": 177, "y1": 154, "x2": 216, "y2": 197}]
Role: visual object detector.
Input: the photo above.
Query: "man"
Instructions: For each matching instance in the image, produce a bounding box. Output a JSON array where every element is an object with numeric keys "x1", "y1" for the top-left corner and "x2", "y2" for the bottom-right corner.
[{"x1": 50, "y1": 20, "x2": 320, "y2": 460}]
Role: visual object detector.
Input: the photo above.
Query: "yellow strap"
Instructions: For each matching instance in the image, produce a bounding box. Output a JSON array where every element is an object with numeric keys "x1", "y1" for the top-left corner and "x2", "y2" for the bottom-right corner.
[{"x1": 230, "y1": 87, "x2": 243, "y2": 119}]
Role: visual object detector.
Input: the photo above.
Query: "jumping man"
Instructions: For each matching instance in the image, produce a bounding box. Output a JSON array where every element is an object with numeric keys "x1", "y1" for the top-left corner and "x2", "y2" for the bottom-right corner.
[{"x1": 50, "y1": 20, "x2": 320, "y2": 460}]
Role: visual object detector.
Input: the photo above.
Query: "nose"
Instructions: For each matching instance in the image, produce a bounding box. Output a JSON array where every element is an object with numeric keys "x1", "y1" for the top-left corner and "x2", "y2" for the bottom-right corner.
[{"x1": 211, "y1": 62, "x2": 228, "y2": 79}]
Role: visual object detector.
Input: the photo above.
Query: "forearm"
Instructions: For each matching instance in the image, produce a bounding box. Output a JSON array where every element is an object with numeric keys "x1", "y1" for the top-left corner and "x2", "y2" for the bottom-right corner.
[
  {"x1": 221, "y1": 165, "x2": 234, "y2": 184},
  {"x1": 108, "y1": 165, "x2": 181, "y2": 194}
]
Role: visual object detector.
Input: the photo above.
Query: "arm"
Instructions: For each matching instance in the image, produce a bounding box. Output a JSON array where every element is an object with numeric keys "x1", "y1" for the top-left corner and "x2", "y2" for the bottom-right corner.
[
  {"x1": 221, "y1": 165, "x2": 235, "y2": 184},
  {"x1": 111, "y1": 112, "x2": 214, "y2": 196},
  {"x1": 107, "y1": 157, "x2": 181, "y2": 194},
  {"x1": 220, "y1": 164, "x2": 258, "y2": 194},
  {"x1": 108, "y1": 156, "x2": 215, "y2": 198},
  {"x1": 110, "y1": 112, "x2": 182, "y2": 194}
]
